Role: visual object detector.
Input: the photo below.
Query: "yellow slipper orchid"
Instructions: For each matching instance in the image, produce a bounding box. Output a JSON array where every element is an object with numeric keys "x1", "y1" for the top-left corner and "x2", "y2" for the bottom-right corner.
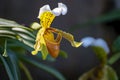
[{"x1": 32, "y1": 3, "x2": 82, "y2": 59}]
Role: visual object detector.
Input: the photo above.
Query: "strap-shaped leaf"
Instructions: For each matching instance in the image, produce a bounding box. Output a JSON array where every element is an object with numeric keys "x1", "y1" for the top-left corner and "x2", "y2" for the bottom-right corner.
[
  {"x1": 12, "y1": 28, "x2": 35, "y2": 38},
  {"x1": 106, "y1": 65, "x2": 118, "y2": 80},
  {"x1": 0, "y1": 18, "x2": 33, "y2": 32},
  {"x1": 0, "y1": 54, "x2": 14, "y2": 80},
  {"x1": 17, "y1": 37, "x2": 34, "y2": 48},
  {"x1": 17, "y1": 33, "x2": 34, "y2": 42},
  {"x1": 0, "y1": 18, "x2": 19, "y2": 26},
  {"x1": 0, "y1": 26, "x2": 34, "y2": 39},
  {"x1": 0, "y1": 19, "x2": 35, "y2": 49},
  {"x1": 0, "y1": 30, "x2": 15, "y2": 35},
  {"x1": 19, "y1": 61, "x2": 33, "y2": 80},
  {"x1": 0, "y1": 25, "x2": 33, "y2": 32},
  {"x1": 78, "y1": 65, "x2": 118, "y2": 80},
  {"x1": 108, "y1": 52, "x2": 120, "y2": 65},
  {"x1": 0, "y1": 34, "x2": 16, "y2": 39},
  {"x1": 18, "y1": 54, "x2": 65, "y2": 80},
  {"x1": 8, "y1": 51, "x2": 21, "y2": 80}
]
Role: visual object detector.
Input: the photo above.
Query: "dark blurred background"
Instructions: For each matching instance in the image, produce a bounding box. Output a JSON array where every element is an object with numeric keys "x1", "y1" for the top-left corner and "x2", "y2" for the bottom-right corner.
[{"x1": 0, "y1": 0, "x2": 120, "y2": 80}]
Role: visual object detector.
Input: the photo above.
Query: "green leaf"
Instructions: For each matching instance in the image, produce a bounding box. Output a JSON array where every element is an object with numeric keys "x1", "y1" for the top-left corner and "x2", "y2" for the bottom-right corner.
[
  {"x1": 78, "y1": 65, "x2": 118, "y2": 80},
  {"x1": 0, "y1": 22, "x2": 35, "y2": 49},
  {"x1": 0, "y1": 18, "x2": 33, "y2": 32},
  {"x1": 8, "y1": 40, "x2": 33, "y2": 53},
  {"x1": 19, "y1": 37, "x2": 34, "y2": 48},
  {"x1": 106, "y1": 66, "x2": 118, "y2": 80},
  {"x1": 14, "y1": 35, "x2": 34, "y2": 48},
  {"x1": 10, "y1": 46, "x2": 26, "y2": 54},
  {"x1": 0, "y1": 54, "x2": 14, "y2": 80},
  {"x1": 19, "y1": 61, "x2": 33, "y2": 80},
  {"x1": 8, "y1": 52, "x2": 21, "y2": 80},
  {"x1": 59, "y1": 50, "x2": 68, "y2": 58},
  {"x1": 0, "y1": 18, "x2": 35, "y2": 51},
  {"x1": 18, "y1": 54, "x2": 66, "y2": 80},
  {"x1": 0, "y1": 29, "x2": 16, "y2": 39},
  {"x1": 16, "y1": 33, "x2": 34, "y2": 42},
  {"x1": 112, "y1": 36, "x2": 120, "y2": 53},
  {"x1": 0, "y1": 18, "x2": 20, "y2": 26},
  {"x1": 108, "y1": 52, "x2": 120, "y2": 65},
  {"x1": 0, "y1": 25, "x2": 35, "y2": 39},
  {"x1": 0, "y1": 30, "x2": 16, "y2": 35},
  {"x1": 12, "y1": 27, "x2": 35, "y2": 38},
  {"x1": 0, "y1": 34, "x2": 16, "y2": 39}
]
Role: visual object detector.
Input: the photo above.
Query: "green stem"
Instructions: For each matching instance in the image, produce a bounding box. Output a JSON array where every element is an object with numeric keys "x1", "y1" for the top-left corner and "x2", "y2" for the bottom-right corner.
[
  {"x1": 19, "y1": 61, "x2": 33, "y2": 80},
  {"x1": 3, "y1": 39, "x2": 8, "y2": 57}
]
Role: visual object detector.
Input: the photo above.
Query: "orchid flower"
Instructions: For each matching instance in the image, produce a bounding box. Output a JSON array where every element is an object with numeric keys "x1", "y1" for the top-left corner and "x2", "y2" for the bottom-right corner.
[
  {"x1": 32, "y1": 3, "x2": 82, "y2": 59},
  {"x1": 81, "y1": 37, "x2": 110, "y2": 54},
  {"x1": 81, "y1": 37, "x2": 110, "y2": 65}
]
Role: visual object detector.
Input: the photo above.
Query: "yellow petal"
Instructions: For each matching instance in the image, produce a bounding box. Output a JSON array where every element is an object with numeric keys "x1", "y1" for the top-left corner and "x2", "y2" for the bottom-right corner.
[
  {"x1": 36, "y1": 28, "x2": 45, "y2": 40},
  {"x1": 31, "y1": 22, "x2": 41, "y2": 30},
  {"x1": 32, "y1": 28, "x2": 46, "y2": 55},
  {"x1": 32, "y1": 51, "x2": 38, "y2": 55},
  {"x1": 72, "y1": 41, "x2": 83, "y2": 47},
  {"x1": 32, "y1": 43, "x2": 48, "y2": 60},
  {"x1": 40, "y1": 11, "x2": 55, "y2": 28},
  {"x1": 48, "y1": 28, "x2": 82, "y2": 47},
  {"x1": 41, "y1": 44, "x2": 49, "y2": 60},
  {"x1": 32, "y1": 41, "x2": 40, "y2": 55}
]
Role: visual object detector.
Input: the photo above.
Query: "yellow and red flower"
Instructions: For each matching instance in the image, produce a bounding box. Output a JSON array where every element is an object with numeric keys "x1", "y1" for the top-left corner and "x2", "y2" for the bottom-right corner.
[{"x1": 32, "y1": 3, "x2": 82, "y2": 59}]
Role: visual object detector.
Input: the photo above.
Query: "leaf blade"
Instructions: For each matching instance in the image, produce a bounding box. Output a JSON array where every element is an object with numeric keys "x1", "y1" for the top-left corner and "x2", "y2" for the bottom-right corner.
[
  {"x1": 0, "y1": 54, "x2": 14, "y2": 80},
  {"x1": 18, "y1": 54, "x2": 66, "y2": 80}
]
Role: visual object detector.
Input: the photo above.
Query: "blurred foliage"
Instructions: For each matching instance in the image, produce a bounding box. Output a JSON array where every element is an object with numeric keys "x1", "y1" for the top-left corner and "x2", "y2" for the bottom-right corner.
[
  {"x1": 78, "y1": 45, "x2": 118, "y2": 80},
  {"x1": 70, "y1": 9, "x2": 120, "y2": 31},
  {"x1": 112, "y1": 36, "x2": 120, "y2": 53},
  {"x1": 0, "y1": 18, "x2": 65, "y2": 80},
  {"x1": 79, "y1": 65, "x2": 118, "y2": 80},
  {"x1": 108, "y1": 36, "x2": 120, "y2": 65},
  {"x1": 78, "y1": 41, "x2": 118, "y2": 80}
]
